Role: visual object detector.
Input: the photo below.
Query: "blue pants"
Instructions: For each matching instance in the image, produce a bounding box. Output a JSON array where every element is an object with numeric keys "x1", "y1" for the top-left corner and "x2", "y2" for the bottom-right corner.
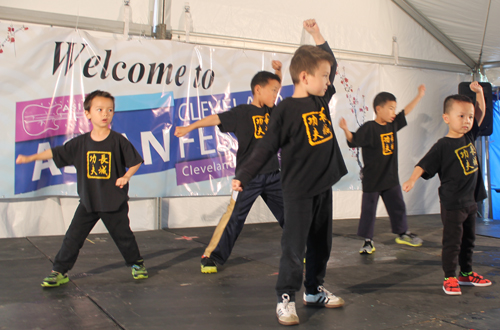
[
  {"x1": 205, "y1": 171, "x2": 284, "y2": 265},
  {"x1": 357, "y1": 184, "x2": 408, "y2": 239},
  {"x1": 52, "y1": 202, "x2": 143, "y2": 274}
]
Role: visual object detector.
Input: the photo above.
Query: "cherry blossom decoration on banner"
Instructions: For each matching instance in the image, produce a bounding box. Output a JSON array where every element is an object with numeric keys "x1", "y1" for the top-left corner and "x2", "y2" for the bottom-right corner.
[
  {"x1": 0, "y1": 24, "x2": 29, "y2": 54},
  {"x1": 338, "y1": 66, "x2": 369, "y2": 181}
]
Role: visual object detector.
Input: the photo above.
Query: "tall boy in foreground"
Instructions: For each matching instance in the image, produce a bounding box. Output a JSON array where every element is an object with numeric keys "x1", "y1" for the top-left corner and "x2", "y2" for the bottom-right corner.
[
  {"x1": 233, "y1": 20, "x2": 347, "y2": 326},
  {"x1": 339, "y1": 86, "x2": 425, "y2": 254},
  {"x1": 175, "y1": 62, "x2": 284, "y2": 274},
  {"x1": 403, "y1": 82, "x2": 491, "y2": 295},
  {"x1": 16, "y1": 90, "x2": 148, "y2": 287}
]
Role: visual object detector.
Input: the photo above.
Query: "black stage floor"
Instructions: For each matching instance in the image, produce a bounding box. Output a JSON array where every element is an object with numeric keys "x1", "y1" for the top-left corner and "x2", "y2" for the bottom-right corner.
[{"x1": 1, "y1": 215, "x2": 499, "y2": 330}]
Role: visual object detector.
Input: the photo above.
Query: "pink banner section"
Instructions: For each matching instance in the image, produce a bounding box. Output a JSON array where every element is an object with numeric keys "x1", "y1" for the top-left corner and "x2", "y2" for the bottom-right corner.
[
  {"x1": 175, "y1": 155, "x2": 236, "y2": 186},
  {"x1": 16, "y1": 94, "x2": 91, "y2": 142}
]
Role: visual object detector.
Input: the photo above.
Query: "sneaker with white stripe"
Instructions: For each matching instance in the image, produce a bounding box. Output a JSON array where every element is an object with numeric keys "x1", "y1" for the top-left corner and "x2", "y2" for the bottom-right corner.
[
  {"x1": 303, "y1": 285, "x2": 344, "y2": 308},
  {"x1": 276, "y1": 294, "x2": 299, "y2": 326}
]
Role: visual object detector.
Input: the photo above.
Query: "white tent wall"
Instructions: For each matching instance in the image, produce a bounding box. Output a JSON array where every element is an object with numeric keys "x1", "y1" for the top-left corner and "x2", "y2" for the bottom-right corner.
[
  {"x1": 0, "y1": 198, "x2": 157, "y2": 237},
  {"x1": 0, "y1": 1, "x2": 474, "y2": 237},
  {"x1": 1, "y1": 0, "x2": 466, "y2": 66},
  {"x1": 170, "y1": 0, "x2": 463, "y2": 65},
  {"x1": 0, "y1": 0, "x2": 152, "y2": 26}
]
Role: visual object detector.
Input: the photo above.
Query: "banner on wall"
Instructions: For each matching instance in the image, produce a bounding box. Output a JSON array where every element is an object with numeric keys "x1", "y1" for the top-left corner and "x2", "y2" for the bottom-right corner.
[{"x1": 0, "y1": 23, "x2": 378, "y2": 198}]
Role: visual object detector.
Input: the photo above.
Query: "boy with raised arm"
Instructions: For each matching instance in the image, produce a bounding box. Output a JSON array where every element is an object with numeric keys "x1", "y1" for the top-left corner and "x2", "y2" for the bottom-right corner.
[
  {"x1": 16, "y1": 90, "x2": 147, "y2": 287},
  {"x1": 339, "y1": 86, "x2": 425, "y2": 254},
  {"x1": 233, "y1": 19, "x2": 347, "y2": 326},
  {"x1": 174, "y1": 62, "x2": 285, "y2": 274},
  {"x1": 403, "y1": 82, "x2": 491, "y2": 295}
]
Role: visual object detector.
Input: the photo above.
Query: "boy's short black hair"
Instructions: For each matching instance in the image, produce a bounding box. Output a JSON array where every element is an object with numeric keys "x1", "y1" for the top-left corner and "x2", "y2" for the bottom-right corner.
[
  {"x1": 289, "y1": 45, "x2": 334, "y2": 85},
  {"x1": 250, "y1": 71, "x2": 281, "y2": 95},
  {"x1": 443, "y1": 94, "x2": 473, "y2": 114},
  {"x1": 83, "y1": 90, "x2": 115, "y2": 111},
  {"x1": 373, "y1": 92, "x2": 396, "y2": 113}
]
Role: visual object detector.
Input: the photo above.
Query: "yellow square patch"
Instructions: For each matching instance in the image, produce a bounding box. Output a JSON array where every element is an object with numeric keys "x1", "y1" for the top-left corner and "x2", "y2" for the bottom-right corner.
[
  {"x1": 252, "y1": 113, "x2": 270, "y2": 139},
  {"x1": 455, "y1": 143, "x2": 478, "y2": 175},
  {"x1": 87, "y1": 151, "x2": 111, "y2": 179},
  {"x1": 380, "y1": 132, "x2": 394, "y2": 155},
  {"x1": 302, "y1": 107, "x2": 333, "y2": 146}
]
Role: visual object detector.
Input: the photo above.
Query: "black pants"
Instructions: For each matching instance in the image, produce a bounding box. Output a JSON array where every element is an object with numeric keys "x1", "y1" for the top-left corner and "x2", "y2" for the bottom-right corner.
[
  {"x1": 275, "y1": 188, "x2": 332, "y2": 302},
  {"x1": 357, "y1": 184, "x2": 408, "y2": 239},
  {"x1": 440, "y1": 203, "x2": 476, "y2": 278},
  {"x1": 52, "y1": 202, "x2": 143, "y2": 274},
  {"x1": 206, "y1": 171, "x2": 284, "y2": 265}
]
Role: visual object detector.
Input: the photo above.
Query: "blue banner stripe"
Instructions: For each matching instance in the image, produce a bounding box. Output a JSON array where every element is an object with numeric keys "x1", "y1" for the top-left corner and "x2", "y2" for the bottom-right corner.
[{"x1": 115, "y1": 92, "x2": 174, "y2": 112}]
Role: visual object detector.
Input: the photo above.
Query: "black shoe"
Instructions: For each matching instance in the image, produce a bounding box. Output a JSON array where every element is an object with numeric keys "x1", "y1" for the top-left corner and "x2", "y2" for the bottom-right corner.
[{"x1": 201, "y1": 255, "x2": 217, "y2": 273}]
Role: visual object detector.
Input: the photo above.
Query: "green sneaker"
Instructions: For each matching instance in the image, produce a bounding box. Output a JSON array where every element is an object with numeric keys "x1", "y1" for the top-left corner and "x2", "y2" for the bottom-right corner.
[
  {"x1": 131, "y1": 264, "x2": 148, "y2": 279},
  {"x1": 200, "y1": 255, "x2": 217, "y2": 274},
  {"x1": 41, "y1": 271, "x2": 69, "y2": 288}
]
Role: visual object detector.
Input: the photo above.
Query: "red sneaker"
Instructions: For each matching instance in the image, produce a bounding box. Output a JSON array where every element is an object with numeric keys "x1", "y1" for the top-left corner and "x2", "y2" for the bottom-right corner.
[
  {"x1": 443, "y1": 277, "x2": 461, "y2": 295},
  {"x1": 458, "y1": 272, "x2": 492, "y2": 287}
]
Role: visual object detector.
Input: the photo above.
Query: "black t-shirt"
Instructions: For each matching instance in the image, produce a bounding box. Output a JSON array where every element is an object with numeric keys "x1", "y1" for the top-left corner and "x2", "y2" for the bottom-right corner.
[
  {"x1": 417, "y1": 120, "x2": 487, "y2": 210},
  {"x1": 218, "y1": 104, "x2": 279, "y2": 175},
  {"x1": 348, "y1": 111, "x2": 407, "y2": 192},
  {"x1": 235, "y1": 42, "x2": 348, "y2": 200},
  {"x1": 52, "y1": 130, "x2": 144, "y2": 213}
]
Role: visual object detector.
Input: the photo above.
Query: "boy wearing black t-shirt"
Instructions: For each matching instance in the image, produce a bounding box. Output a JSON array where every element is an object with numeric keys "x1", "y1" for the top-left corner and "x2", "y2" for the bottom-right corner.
[
  {"x1": 339, "y1": 86, "x2": 425, "y2": 254},
  {"x1": 16, "y1": 90, "x2": 147, "y2": 287},
  {"x1": 233, "y1": 19, "x2": 347, "y2": 326},
  {"x1": 174, "y1": 62, "x2": 284, "y2": 274},
  {"x1": 403, "y1": 82, "x2": 491, "y2": 295}
]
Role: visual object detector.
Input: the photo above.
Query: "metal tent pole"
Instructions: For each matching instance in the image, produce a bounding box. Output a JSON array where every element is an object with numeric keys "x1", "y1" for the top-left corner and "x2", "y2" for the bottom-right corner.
[{"x1": 152, "y1": 0, "x2": 172, "y2": 39}]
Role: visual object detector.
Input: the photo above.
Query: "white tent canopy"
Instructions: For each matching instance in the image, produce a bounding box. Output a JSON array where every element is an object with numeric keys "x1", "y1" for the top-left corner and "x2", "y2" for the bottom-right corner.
[
  {"x1": 0, "y1": 0, "x2": 494, "y2": 237},
  {"x1": 2, "y1": 0, "x2": 499, "y2": 74}
]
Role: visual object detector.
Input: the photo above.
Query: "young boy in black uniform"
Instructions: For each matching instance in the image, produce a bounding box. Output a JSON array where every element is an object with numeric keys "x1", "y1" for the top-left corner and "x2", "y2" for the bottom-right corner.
[
  {"x1": 16, "y1": 90, "x2": 147, "y2": 287},
  {"x1": 174, "y1": 62, "x2": 284, "y2": 273},
  {"x1": 339, "y1": 86, "x2": 425, "y2": 254},
  {"x1": 232, "y1": 19, "x2": 347, "y2": 326},
  {"x1": 403, "y1": 81, "x2": 491, "y2": 295}
]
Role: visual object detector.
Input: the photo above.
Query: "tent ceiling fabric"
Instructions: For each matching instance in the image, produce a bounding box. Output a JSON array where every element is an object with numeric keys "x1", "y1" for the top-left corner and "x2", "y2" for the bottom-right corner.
[
  {"x1": 403, "y1": 0, "x2": 500, "y2": 68},
  {"x1": 5, "y1": 0, "x2": 500, "y2": 78}
]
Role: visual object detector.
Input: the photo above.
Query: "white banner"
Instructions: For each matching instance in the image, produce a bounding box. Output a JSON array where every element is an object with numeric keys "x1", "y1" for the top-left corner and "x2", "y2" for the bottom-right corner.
[{"x1": 0, "y1": 23, "x2": 379, "y2": 199}]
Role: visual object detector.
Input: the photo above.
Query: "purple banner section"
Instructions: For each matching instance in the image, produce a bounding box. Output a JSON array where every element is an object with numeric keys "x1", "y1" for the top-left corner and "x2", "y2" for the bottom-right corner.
[
  {"x1": 175, "y1": 155, "x2": 236, "y2": 186},
  {"x1": 16, "y1": 94, "x2": 91, "y2": 142}
]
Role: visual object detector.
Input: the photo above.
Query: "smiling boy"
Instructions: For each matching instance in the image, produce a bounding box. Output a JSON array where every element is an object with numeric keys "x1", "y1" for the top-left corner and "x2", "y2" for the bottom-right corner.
[
  {"x1": 339, "y1": 86, "x2": 425, "y2": 254},
  {"x1": 16, "y1": 90, "x2": 147, "y2": 287},
  {"x1": 403, "y1": 82, "x2": 491, "y2": 295}
]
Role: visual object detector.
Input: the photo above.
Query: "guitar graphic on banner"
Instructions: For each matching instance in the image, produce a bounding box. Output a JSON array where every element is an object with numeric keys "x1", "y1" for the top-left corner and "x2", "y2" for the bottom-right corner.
[{"x1": 21, "y1": 101, "x2": 89, "y2": 137}]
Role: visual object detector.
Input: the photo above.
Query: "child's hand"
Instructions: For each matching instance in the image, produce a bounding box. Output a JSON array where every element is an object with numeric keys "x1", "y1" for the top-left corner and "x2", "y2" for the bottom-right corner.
[
  {"x1": 402, "y1": 180, "x2": 415, "y2": 192},
  {"x1": 232, "y1": 179, "x2": 243, "y2": 192},
  {"x1": 339, "y1": 117, "x2": 348, "y2": 130},
  {"x1": 470, "y1": 81, "x2": 483, "y2": 94},
  {"x1": 116, "y1": 176, "x2": 130, "y2": 189},
  {"x1": 272, "y1": 60, "x2": 282, "y2": 72},
  {"x1": 303, "y1": 19, "x2": 320, "y2": 36},
  {"x1": 418, "y1": 84, "x2": 426, "y2": 97},
  {"x1": 16, "y1": 155, "x2": 29, "y2": 164},
  {"x1": 174, "y1": 126, "x2": 190, "y2": 137}
]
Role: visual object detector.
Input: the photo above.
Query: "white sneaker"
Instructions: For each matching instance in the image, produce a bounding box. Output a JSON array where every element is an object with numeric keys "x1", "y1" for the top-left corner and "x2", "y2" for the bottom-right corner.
[
  {"x1": 303, "y1": 286, "x2": 345, "y2": 308},
  {"x1": 276, "y1": 294, "x2": 299, "y2": 326}
]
